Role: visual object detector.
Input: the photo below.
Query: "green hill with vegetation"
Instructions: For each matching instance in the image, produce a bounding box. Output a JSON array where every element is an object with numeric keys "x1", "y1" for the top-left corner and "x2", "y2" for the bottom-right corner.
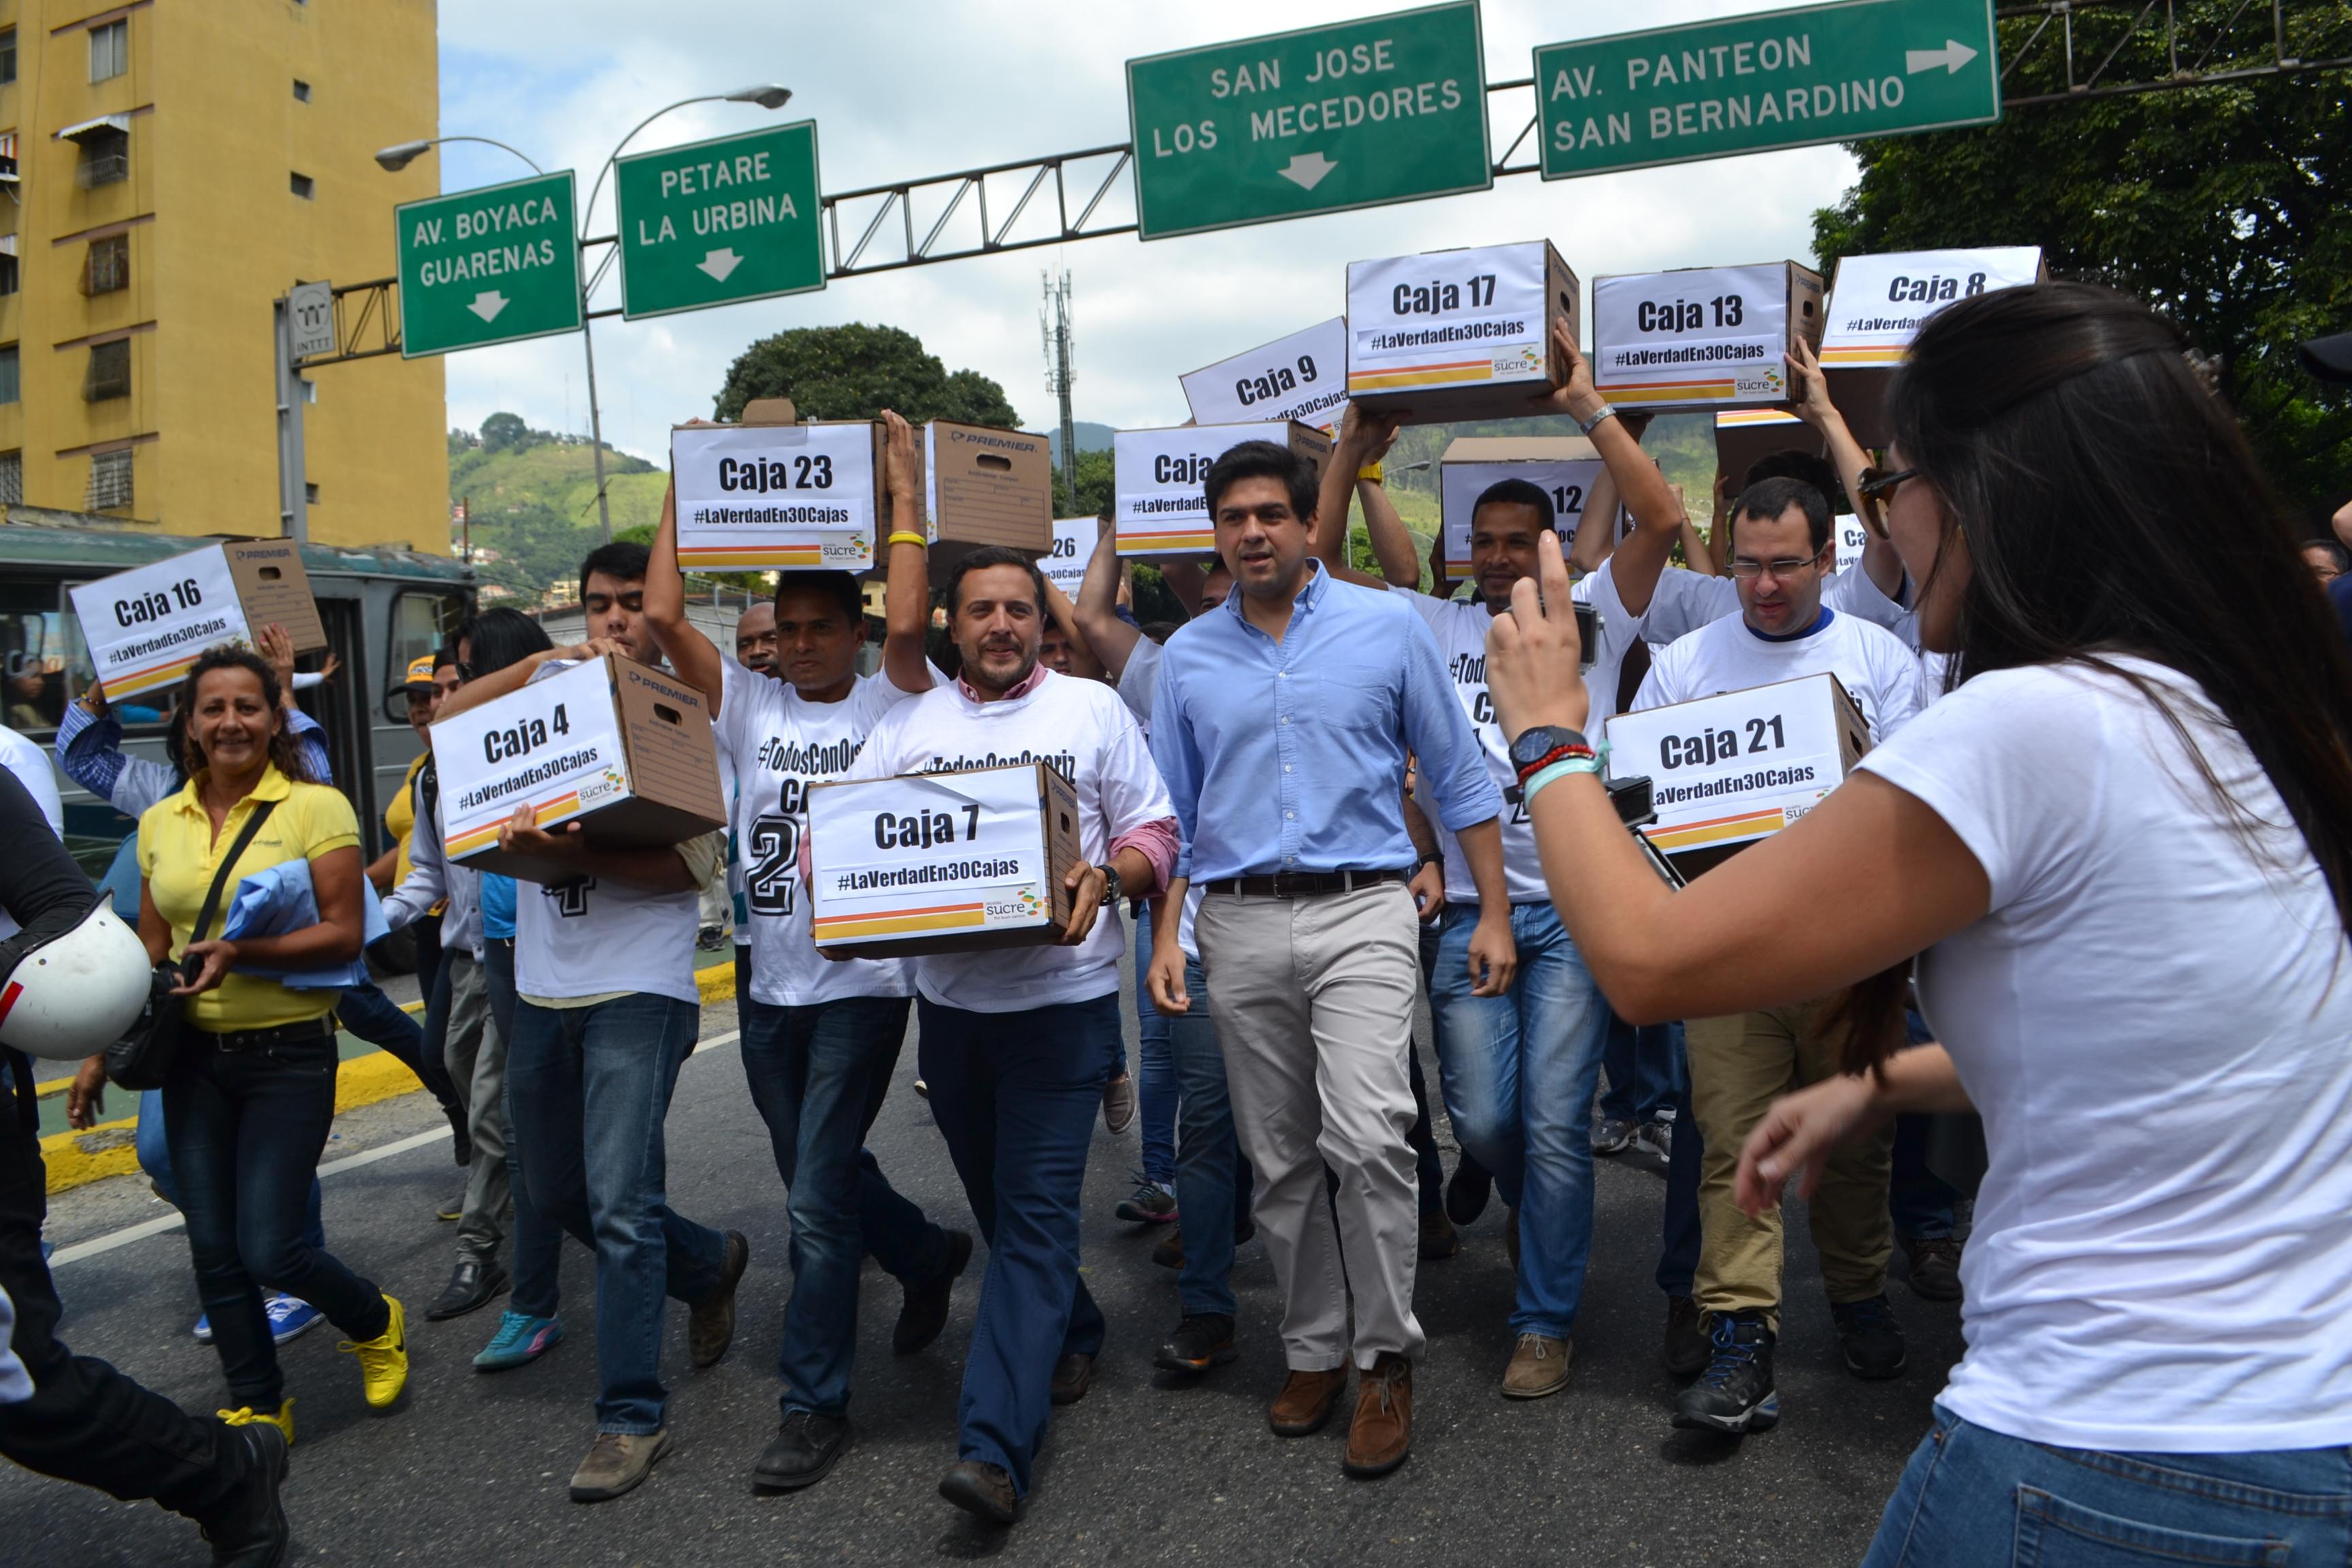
[{"x1": 447, "y1": 414, "x2": 668, "y2": 602}]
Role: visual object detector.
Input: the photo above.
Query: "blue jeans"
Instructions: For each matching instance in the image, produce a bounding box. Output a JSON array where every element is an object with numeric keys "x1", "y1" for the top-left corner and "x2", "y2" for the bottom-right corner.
[
  {"x1": 1657, "y1": 1027, "x2": 1702, "y2": 1297},
  {"x1": 917, "y1": 992, "x2": 1120, "y2": 1499},
  {"x1": 164, "y1": 1028, "x2": 389, "y2": 1411},
  {"x1": 1130, "y1": 911, "x2": 1177, "y2": 1188},
  {"x1": 504, "y1": 992, "x2": 731, "y2": 1435},
  {"x1": 485, "y1": 941, "x2": 561, "y2": 1318},
  {"x1": 1427, "y1": 902, "x2": 1612, "y2": 1338},
  {"x1": 1867, "y1": 1406, "x2": 2352, "y2": 1565},
  {"x1": 335, "y1": 977, "x2": 459, "y2": 1120},
  {"x1": 1165, "y1": 958, "x2": 1253, "y2": 1318},
  {"x1": 1599, "y1": 1009, "x2": 1680, "y2": 1125},
  {"x1": 137, "y1": 1090, "x2": 323, "y2": 1256},
  {"x1": 738, "y1": 994, "x2": 953, "y2": 1418}
]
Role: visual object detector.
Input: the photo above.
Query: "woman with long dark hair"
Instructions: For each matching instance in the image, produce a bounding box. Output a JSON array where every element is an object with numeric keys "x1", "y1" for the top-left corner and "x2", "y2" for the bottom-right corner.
[{"x1": 1485, "y1": 282, "x2": 2352, "y2": 1561}]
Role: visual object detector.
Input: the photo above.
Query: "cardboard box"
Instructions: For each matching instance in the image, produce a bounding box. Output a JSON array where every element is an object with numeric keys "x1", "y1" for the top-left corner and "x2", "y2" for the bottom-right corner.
[
  {"x1": 1180, "y1": 317, "x2": 1351, "y2": 431},
  {"x1": 1041, "y1": 517, "x2": 1099, "y2": 598},
  {"x1": 807, "y1": 762, "x2": 1081, "y2": 957},
  {"x1": 671, "y1": 399, "x2": 893, "y2": 572},
  {"x1": 1437, "y1": 436, "x2": 1602, "y2": 579},
  {"x1": 431, "y1": 654, "x2": 726, "y2": 883},
  {"x1": 1820, "y1": 247, "x2": 2046, "y2": 444},
  {"x1": 922, "y1": 421, "x2": 1054, "y2": 568},
  {"x1": 1592, "y1": 261, "x2": 1824, "y2": 412},
  {"x1": 70, "y1": 540, "x2": 327, "y2": 703},
  {"x1": 1710, "y1": 410, "x2": 1865, "y2": 571},
  {"x1": 1604, "y1": 672, "x2": 1869, "y2": 879},
  {"x1": 1346, "y1": 240, "x2": 1580, "y2": 421},
  {"x1": 1112, "y1": 421, "x2": 1333, "y2": 556}
]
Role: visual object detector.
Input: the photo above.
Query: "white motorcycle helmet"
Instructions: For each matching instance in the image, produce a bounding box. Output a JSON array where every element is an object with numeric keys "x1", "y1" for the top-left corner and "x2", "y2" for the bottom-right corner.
[{"x1": 0, "y1": 904, "x2": 152, "y2": 1060}]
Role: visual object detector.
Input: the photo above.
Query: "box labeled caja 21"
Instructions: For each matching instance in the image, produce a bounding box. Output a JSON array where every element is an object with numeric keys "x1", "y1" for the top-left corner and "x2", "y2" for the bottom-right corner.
[
  {"x1": 807, "y1": 762, "x2": 1081, "y2": 957},
  {"x1": 70, "y1": 540, "x2": 328, "y2": 702},
  {"x1": 1604, "y1": 672, "x2": 1869, "y2": 879},
  {"x1": 430, "y1": 654, "x2": 726, "y2": 883}
]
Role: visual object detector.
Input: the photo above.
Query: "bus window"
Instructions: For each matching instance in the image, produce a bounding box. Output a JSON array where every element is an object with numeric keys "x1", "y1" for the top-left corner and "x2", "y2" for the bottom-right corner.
[
  {"x1": 0, "y1": 581, "x2": 71, "y2": 737},
  {"x1": 388, "y1": 591, "x2": 466, "y2": 694}
]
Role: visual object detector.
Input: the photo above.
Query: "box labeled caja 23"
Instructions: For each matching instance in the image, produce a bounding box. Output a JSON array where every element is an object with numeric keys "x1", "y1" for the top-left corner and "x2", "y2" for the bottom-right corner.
[
  {"x1": 671, "y1": 400, "x2": 887, "y2": 572},
  {"x1": 431, "y1": 655, "x2": 725, "y2": 883},
  {"x1": 1591, "y1": 261, "x2": 1823, "y2": 412},
  {"x1": 1603, "y1": 672, "x2": 1869, "y2": 879},
  {"x1": 1345, "y1": 240, "x2": 1580, "y2": 421},
  {"x1": 1112, "y1": 421, "x2": 1333, "y2": 556},
  {"x1": 70, "y1": 540, "x2": 327, "y2": 702},
  {"x1": 807, "y1": 762, "x2": 1081, "y2": 958}
]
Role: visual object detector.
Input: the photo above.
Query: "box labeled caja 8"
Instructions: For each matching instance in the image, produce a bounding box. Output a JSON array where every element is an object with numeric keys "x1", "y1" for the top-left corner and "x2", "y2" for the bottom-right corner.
[
  {"x1": 1591, "y1": 261, "x2": 1823, "y2": 412},
  {"x1": 1112, "y1": 421, "x2": 1333, "y2": 556},
  {"x1": 70, "y1": 541, "x2": 327, "y2": 702},
  {"x1": 1819, "y1": 246, "x2": 2045, "y2": 444},
  {"x1": 1345, "y1": 240, "x2": 1580, "y2": 421}
]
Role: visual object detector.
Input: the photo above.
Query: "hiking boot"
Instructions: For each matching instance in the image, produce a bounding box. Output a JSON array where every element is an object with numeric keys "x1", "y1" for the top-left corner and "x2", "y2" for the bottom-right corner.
[
  {"x1": 1268, "y1": 1367, "x2": 1349, "y2": 1436},
  {"x1": 1153, "y1": 1313, "x2": 1237, "y2": 1375},
  {"x1": 338, "y1": 1294, "x2": 408, "y2": 1409},
  {"x1": 1342, "y1": 1354, "x2": 1412, "y2": 1477},
  {"x1": 216, "y1": 1399, "x2": 295, "y2": 1450},
  {"x1": 753, "y1": 1409, "x2": 851, "y2": 1493},
  {"x1": 1049, "y1": 1350, "x2": 1095, "y2": 1405},
  {"x1": 938, "y1": 1460, "x2": 1017, "y2": 1524},
  {"x1": 894, "y1": 1229, "x2": 973, "y2": 1356},
  {"x1": 1418, "y1": 1208, "x2": 1459, "y2": 1262},
  {"x1": 1662, "y1": 1294, "x2": 1710, "y2": 1379},
  {"x1": 1501, "y1": 1333, "x2": 1572, "y2": 1400},
  {"x1": 1445, "y1": 1158, "x2": 1492, "y2": 1226},
  {"x1": 1152, "y1": 1227, "x2": 1185, "y2": 1270},
  {"x1": 1673, "y1": 1312, "x2": 1779, "y2": 1435},
  {"x1": 1832, "y1": 1294, "x2": 1909, "y2": 1380},
  {"x1": 474, "y1": 1309, "x2": 563, "y2": 1372},
  {"x1": 689, "y1": 1231, "x2": 750, "y2": 1369},
  {"x1": 1101, "y1": 1071, "x2": 1137, "y2": 1133},
  {"x1": 199, "y1": 1422, "x2": 289, "y2": 1567},
  {"x1": 1113, "y1": 1175, "x2": 1177, "y2": 1224},
  {"x1": 1903, "y1": 1236, "x2": 1965, "y2": 1303},
  {"x1": 569, "y1": 1429, "x2": 671, "y2": 1503}
]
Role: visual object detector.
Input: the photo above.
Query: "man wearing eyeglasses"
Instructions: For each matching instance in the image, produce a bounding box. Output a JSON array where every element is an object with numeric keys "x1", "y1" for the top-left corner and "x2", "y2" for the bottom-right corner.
[{"x1": 1629, "y1": 473, "x2": 1925, "y2": 1441}]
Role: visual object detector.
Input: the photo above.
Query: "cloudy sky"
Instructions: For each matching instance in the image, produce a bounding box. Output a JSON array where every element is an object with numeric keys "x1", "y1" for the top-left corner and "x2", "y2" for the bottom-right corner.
[{"x1": 436, "y1": 0, "x2": 1861, "y2": 461}]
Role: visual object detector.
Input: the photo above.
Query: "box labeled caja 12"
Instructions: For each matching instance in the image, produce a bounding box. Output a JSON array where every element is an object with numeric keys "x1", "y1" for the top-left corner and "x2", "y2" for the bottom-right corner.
[
  {"x1": 431, "y1": 654, "x2": 726, "y2": 883},
  {"x1": 1112, "y1": 421, "x2": 1333, "y2": 556},
  {"x1": 1603, "y1": 672, "x2": 1869, "y2": 879},
  {"x1": 921, "y1": 421, "x2": 1054, "y2": 565},
  {"x1": 1345, "y1": 240, "x2": 1580, "y2": 421},
  {"x1": 1437, "y1": 436, "x2": 1601, "y2": 580},
  {"x1": 1819, "y1": 246, "x2": 2045, "y2": 444},
  {"x1": 70, "y1": 540, "x2": 328, "y2": 703},
  {"x1": 1591, "y1": 261, "x2": 1823, "y2": 412},
  {"x1": 807, "y1": 762, "x2": 1081, "y2": 957},
  {"x1": 671, "y1": 398, "x2": 889, "y2": 571}
]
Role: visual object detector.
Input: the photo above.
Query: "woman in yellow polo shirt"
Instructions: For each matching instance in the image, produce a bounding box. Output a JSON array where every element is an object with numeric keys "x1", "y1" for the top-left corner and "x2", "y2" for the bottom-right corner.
[{"x1": 135, "y1": 645, "x2": 410, "y2": 1439}]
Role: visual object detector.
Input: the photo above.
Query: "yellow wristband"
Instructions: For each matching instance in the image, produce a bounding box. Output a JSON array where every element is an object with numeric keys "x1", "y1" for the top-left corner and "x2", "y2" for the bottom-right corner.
[
  {"x1": 1358, "y1": 461, "x2": 1384, "y2": 484},
  {"x1": 887, "y1": 531, "x2": 928, "y2": 549}
]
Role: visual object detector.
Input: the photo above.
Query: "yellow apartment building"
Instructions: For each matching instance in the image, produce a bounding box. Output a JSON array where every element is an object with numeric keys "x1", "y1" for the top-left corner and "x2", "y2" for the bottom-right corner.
[{"x1": 1, "y1": 0, "x2": 445, "y2": 550}]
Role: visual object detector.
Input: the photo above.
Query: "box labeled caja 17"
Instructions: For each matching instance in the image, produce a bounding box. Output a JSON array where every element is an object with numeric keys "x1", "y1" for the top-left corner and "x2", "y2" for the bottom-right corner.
[
  {"x1": 1345, "y1": 240, "x2": 1580, "y2": 421},
  {"x1": 1819, "y1": 246, "x2": 2046, "y2": 444},
  {"x1": 431, "y1": 654, "x2": 726, "y2": 883},
  {"x1": 1591, "y1": 261, "x2": 1823, "y2": 412},
  {"x1": 70, "y1": 540, "x2": 328, "y2": 702},
  {"x1": 671, "y1": 398, "x2": 889, "y2": 572},
  {"x1": 807, "y1": 762, "x2": 1081, "y2": 957},
  {"x1": 1112, "y1": 421, "x2": 1333, "y2": 556},
  {"x1": 921, "y1": 421, "x2": 1054, "y2": 566},
  {"x1": 1437, "y1": 436, "x2": 1601, "y2": 580},
  {"x1": 1603, "y1": 672, "x2": 1869, "y2": 879}
]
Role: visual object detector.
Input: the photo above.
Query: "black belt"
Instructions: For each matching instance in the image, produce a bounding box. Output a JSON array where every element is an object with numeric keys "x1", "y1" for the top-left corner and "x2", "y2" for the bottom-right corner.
[
  {"x1": 187, "y1": 1017, "x2": 338, "y2": 1054},
  {"x1": 1200, "y1": 869, "x2": 1405, "y2": 899}
]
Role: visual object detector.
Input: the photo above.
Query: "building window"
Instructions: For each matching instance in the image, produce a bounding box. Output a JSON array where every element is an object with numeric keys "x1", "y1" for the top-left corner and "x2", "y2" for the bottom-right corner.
[
  {"x1": 290, "y1": 172, "x2": 314, "y2": 199},
  {"x1": 304, "y1": 482, "x2": 319, "y2": 504},
  {"x1": 292, "y1": 78, "x2": 310, "y2": 102},
  {"x1": 0, "y1": 253, "x2": 16, "y2": 297},
  {"x1": 88, "y1": 19, "x2": 127, "y2": 84},
  {"x1": 84, "y1": 340, "x2": 130, "y2": 401},
  {"x1": 76, "y1": 128, "x2": 129, "y2": 189},
  {"x1": 87, "y1": 449, "x2": 133, "y2": 510},
  {"x1": 2, "y1": 29, "x2": 18, "y2": 87},
  {"x1": 82, "y1": 233, "x2": 129, "y2": 295},
  {"x1": 0, "y1": 452, "x2": 19, "y2": 506},
  {"x1": 0, "y1": 346, "x2": 18, "y2": 406}
]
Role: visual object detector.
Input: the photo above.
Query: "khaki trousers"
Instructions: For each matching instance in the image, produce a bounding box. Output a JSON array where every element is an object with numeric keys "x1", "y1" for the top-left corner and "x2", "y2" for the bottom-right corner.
[
  {"x1": 1196, "y1": 882, "x2": 1424, "y2": 1371},
  {"x1": 1686, "y1": 998, "x2": 1895, "y2": 1333}
]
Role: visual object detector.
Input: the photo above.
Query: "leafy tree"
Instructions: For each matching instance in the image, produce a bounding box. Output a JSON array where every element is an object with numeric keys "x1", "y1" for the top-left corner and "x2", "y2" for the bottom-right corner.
[
  {"x1": 1812, "y1": 3, "x2": 2351, "y2": 514},
  {"x1": 479, "y1": 411, "x2": 532, "y2": 454},
  {"x1": 713, "y1": 323, "x2": 1022, "y2": 427},
  {"x1": 1050, "y1": 448, "x2": 1114, "y2": 519}
]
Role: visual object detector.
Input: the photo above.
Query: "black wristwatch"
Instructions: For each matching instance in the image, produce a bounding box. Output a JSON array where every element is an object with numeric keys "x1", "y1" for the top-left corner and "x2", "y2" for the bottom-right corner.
[
  {"x1": 1097, "y1": 863, "x2": 1124, "y2": 907},
  {"x1": 1507, "y1": 724, "x2": 1591, "y2": 774}
]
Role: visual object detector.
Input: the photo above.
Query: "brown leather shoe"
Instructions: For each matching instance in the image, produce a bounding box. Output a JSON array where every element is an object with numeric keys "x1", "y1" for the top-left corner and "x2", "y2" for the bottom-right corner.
[
  {"x1": 1501, "y1": 1333, "x2": 1573, "y2": 1399},
  {"x1": 1267, "y1": 1367, "x2": 1350, "y2": 1436},
  {"x1": 1343, "y1": 1354, "x2": 1412, "y2": 1477}
]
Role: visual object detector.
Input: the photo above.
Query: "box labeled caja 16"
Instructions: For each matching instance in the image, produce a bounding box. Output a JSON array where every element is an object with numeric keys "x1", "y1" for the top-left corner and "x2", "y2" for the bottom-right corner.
[
  {"x1": 671, "y1": 399, "x2": 889, "y2": 572},
  {"x1": 1591, "y1": 261, "x2": 1823, "y2": 412},
  {"x1": 1345, "y1": 240, "x2": 1580, "y2": 421},
  {"x1": 1604, "y1": 672, "x2": 1869, "y2": 879},
  {"x1": 431, "y1": 654, "x2": 726, "y2": 883},
  {"x1": 1112, "y1": 421, "x2": 1333, "y2": 556},
  {"x1": 70, "y1": 540, "x2": 328, "y2": 702},
  {"x1": 1437, "y1": 436, "x2": 1601, "y2": 580},
  {"x1": 807, "y1": 762, "x2": 1081, "y2": 957}
]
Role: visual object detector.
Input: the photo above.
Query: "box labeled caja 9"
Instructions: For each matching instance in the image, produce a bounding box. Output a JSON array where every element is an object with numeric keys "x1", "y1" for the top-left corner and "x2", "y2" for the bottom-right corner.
[
  {"x1": 431, "y1": 654, "x2": 726, "y2": 883},
  {"x1": 1437, "y1": 436, "x2": 1601, "y2": 579},
  {"x1": 1180, "y1": 317, "x2": 1351, "y2": 431},
  {"x1": 807, "y1": 762, "x2": 1081, "y2": 957},
  {"x1": 70, "y1": 541, "x2": 328, "y2": 702},
  {"x1": 671, "y1": 399, "x2": 888, "y2": 572},
  {"x1": 1112, "y1": 421, "x2": 1333, "y2": 556},
  {"x1": 1345, "y1": 240, "x2": 1580, "y2": 421},
  {"x1": 1592, "y1": 261, "x2": 1823, "y2": 411}
]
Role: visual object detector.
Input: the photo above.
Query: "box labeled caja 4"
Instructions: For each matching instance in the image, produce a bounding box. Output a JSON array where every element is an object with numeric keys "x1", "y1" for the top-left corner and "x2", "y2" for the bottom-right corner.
[
  {"x1": 1112, "y1": 421, "x2": 1333, "y2": 556},
  {"x1": 1592, "y1": 261, "x2": 1823, "y2": 412},
  {"x1": 922, "y1": 421, "x2": 1053, "y2": 565},
  {"x1": 671, "y1": 398, "x2": 887, "y2": 572},
  {"x1": 808, "y1": 762, "x2": 1081, "y2": 957},
  {"x1": 70, "y1": 540, "x2": 328, "y2": 702},
  {"x1": 1604, "y1": 672, "x2": 1869, "y2": 879},
  {"x1": 431, "y1": 655, "x2": 726, "y2": 883},
  {"x1": 1819, "y1": 246, "x2": 2046, "y2": 444},
  {"x1": 1346, "y1": 240, "x2": 1580, "y2": 421},
  {"x1": 1437, "y1": 436, "x2": 1601, "y2": 579}
]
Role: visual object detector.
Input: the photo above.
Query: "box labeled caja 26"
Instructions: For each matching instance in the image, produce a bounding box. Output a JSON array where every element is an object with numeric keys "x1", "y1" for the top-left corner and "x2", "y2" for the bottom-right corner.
[
  {"x1": 1604, "y1": 672, "x2": 1869, "y2": 879},
  {"x1": 807, "y1": 762, "x2": 1081, "y2": 957},
  {"x1": 1591, "y1": 261, "x2": 1823, "y2": 412},
  {"x1": 431, "y1": 655, "x2": 726, "y2": 883},
  {"x1": 70, "y1": 540, "x2": 327, "y2": 702},
  {"x1": 1112, "y1": 421, "x2": 1333, "y2": 556},
  {"x1": 1345, "y1": 240, "x2": 1580, "y2": 421}
]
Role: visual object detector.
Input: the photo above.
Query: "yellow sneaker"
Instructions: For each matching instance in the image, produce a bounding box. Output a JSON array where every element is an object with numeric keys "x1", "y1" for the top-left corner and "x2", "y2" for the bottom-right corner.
[
  {"x1": 216, "y1": 1399, "x2": 296, "y2": 1448},
  {"x1": 339, "y1": 1294, "x2": 408, "y2": 1409}
]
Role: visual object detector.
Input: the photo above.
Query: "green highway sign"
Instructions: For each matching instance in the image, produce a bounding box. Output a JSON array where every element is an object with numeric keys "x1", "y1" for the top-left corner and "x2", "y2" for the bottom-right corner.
[
  {"x1": 1125, "y1": 2, "x2": 1490, "y2": 241},
  {"x1": 396, "y1": 171, "x2": 583, "y2": 358},
  {"x1": 1535, "y1": 0, "x2": 1999, "y2": 180},
  {"x1": 615, "y1": 122, "x2": 826, "y2": 321}
]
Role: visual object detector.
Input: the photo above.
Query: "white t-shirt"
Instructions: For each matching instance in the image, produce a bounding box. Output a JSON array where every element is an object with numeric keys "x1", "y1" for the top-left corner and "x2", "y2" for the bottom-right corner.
[
  {"x1": 0, "y1": 728, "x2": 63, "y2": 944},
  {"x1": 1637, "y1": 565, "x2": 1912, "y2": 649},
  {"x1": 1633, "y1": 607, "x2": 1924, "y2": 744},
  {"x1": 516, "y1": 868, "x2": 706, "y2": 1006},
  {"x1": 717, "y1": 658, "x2": 928, "y2": 1007},
  {"x1": 1396, "y1": 589, "x2": 1550, "y2": 907},
  {"x1": 1860, "y1": 659, "x2": 2352, "y2": 1452},
  {"x1": 1575, "y1": 558, "x2": 1644, "y2": 733},
  {"x1": 850, "y1": 668, "x2": 1173, "y2": 1013}
]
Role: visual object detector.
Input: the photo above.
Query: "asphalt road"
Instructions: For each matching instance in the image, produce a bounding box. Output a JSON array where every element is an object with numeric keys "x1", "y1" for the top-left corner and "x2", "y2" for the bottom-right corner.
[{"x1": 5, "y1": 968, "x2": 1964, "y2": 1567}]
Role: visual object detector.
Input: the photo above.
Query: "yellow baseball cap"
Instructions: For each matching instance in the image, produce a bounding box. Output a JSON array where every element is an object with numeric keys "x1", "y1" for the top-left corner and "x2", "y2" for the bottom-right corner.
[{"x1": 402, "y1": 653, "x2": 439, "y2": 691}]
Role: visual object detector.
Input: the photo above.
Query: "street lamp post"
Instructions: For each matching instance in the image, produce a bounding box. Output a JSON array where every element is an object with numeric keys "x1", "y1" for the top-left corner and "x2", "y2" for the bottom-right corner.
[{"x1": 376, "y1": 85, "x2": 791, "y2": 542}]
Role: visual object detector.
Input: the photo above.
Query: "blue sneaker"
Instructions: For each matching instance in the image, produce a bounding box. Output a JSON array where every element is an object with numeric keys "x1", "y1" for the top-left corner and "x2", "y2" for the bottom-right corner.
[
  {"x1": 193, "y1": 1313, "x2": 213, "y2": 1344},
  {"x1": 266, "y1": 1296, "x2": 323, "y2": 1346},
  {"x1": 474, "y1": 1310, "x2": 563, "y2": 1373}
]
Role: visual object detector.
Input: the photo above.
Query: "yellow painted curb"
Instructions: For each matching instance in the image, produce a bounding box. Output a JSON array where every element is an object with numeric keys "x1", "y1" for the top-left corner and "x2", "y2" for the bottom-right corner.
[{"x1": 696, "y1": 956, "x2": 738, "y2": 1007}]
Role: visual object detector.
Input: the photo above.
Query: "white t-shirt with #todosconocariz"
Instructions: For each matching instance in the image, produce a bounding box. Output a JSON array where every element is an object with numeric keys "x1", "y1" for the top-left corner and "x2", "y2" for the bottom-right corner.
[
  {"x1": 1859, "y1": 657, "x2": 2352, "y2": 1452},
  {"x1": 1633, "y1": 606, "x2": 1925, "y2": 745}
]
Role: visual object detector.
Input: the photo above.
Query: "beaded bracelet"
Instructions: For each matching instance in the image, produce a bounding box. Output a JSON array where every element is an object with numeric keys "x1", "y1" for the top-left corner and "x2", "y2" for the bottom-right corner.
[{"x1": 1521, "y1": 753, "x2": 1603, "y2": 806}]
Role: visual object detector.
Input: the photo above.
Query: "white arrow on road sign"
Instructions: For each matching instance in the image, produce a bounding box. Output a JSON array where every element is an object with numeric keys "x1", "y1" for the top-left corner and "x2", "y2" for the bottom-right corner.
[
  {"x1": 1277, "y1": 152, "x2": 1337, "y2": 192},
  {"x1": 467, "y1": 290, "x2": 510, "y2": 323},
  {"x1": 696, "y1": 248, "x2": 744, "y2": 283},
  {"x1": 1905, "y1": 39, "x2": 1980, "y2": 74}
]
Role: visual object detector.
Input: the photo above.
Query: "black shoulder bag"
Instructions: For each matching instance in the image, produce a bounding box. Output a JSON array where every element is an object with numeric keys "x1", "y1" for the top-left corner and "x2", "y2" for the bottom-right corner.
[{"x1": 105, "y1": 799, "x2": 279, "y2": 1090}]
